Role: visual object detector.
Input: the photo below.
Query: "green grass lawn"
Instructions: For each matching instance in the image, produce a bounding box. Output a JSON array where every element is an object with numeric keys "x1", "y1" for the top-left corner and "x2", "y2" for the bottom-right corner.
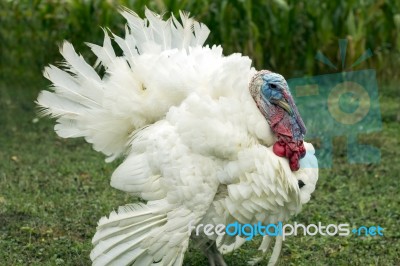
[{"x1": 0, "y1": 81, "x2": 399, "y2": 265}]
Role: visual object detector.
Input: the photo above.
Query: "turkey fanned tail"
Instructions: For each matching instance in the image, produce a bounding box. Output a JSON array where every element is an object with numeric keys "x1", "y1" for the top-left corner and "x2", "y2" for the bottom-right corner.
[{"x1": 37, "y1": 7, "x2": 211, "y2": 162}]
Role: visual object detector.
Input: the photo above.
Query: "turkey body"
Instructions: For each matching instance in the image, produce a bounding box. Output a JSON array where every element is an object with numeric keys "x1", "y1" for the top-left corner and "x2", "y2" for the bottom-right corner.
[{"x1": 37, "y1": 8, "x2": 318, "y2": 266}]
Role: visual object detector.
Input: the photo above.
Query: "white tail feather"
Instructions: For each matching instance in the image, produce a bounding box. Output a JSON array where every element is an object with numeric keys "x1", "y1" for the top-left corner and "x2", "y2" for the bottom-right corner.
[
  {"x1": 44, "y1": 65, "x2": 102, "y2": 106},
  {"x1": 36, "y1": 91, "x2": 83, "y2": 118},
  {"x1": 60, "y1": 42, "x2": 101, "y2": 83},
  {"x1": 86, "y1": 29, "x2": 116, "y2": 68},
  {"x1": 192, "y1": 21, "x2": 210, "y2": 46},
  {"x1": 112, "y1": 26, "x2": 138, "y2": 61}
]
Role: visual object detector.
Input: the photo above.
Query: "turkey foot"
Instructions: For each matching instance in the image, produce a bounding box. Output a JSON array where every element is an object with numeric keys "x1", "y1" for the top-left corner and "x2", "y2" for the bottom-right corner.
[{"x1": 201, "y1": 241, "x2": 228, "y2": 266}]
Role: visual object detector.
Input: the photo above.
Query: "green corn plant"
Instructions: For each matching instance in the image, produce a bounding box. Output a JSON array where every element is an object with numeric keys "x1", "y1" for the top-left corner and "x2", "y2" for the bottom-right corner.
[{"x1": 0, "y1": 0, "x2": 399, "y2": 88}]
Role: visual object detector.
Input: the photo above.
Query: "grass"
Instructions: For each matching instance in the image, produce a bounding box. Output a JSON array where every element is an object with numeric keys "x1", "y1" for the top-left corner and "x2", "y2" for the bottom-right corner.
[{"x1": 0, "y1": 78, "x2": 399, "y2": 265}]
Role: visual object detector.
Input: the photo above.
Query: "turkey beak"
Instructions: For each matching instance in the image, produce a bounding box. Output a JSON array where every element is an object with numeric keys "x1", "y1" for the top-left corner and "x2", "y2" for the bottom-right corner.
[{"x1": 276, "y1": 99, "x2": 292, "y2": 115}]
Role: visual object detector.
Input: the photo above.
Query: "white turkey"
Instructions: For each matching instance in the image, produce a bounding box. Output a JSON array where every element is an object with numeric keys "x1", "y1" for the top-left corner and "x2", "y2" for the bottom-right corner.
[{"x1": 37, "y1": 7, "x2": 318, "y2": 266}]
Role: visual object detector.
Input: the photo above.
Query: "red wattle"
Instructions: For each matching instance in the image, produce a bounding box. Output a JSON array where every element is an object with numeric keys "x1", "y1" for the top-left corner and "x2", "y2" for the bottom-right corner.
[
  {"x1": 289, "y1": 153, "x2": 300, "y2": 171},
  {"x1": 273, "y1": 139, "x2": 305, "y2": 171},
  {"x1": 273, "y1": 141, "x2": 286, "y2": 157}
]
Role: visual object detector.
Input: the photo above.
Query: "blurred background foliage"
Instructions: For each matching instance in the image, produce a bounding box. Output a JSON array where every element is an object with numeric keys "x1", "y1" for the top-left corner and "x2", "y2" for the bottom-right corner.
[{"x1": 1, "y1": 0, "x2": 400, "y2": 89}]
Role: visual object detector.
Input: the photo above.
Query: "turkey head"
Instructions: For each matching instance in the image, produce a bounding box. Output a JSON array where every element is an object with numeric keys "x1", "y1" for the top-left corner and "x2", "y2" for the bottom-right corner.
[{"x1": 249, "y1": 70, "x2": 307, "y2": 171}]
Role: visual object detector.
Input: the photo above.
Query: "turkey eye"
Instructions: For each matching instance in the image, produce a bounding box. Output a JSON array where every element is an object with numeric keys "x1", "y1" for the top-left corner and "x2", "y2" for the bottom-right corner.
[{"x1": 270, "y1": 84, "x2": 277, "y2": 89}]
